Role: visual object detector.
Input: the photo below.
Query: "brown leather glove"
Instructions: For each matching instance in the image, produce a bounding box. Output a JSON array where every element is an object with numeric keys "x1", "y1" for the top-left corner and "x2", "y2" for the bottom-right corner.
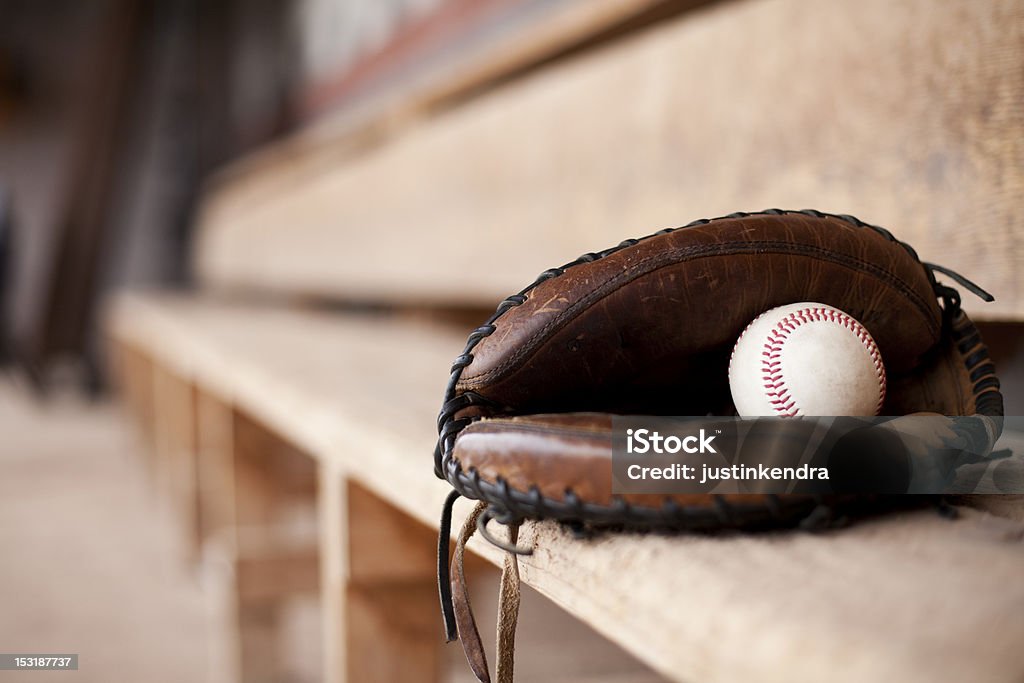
[{"x1": 434, "y1": 209, "x2": 1003, "y2": 681}]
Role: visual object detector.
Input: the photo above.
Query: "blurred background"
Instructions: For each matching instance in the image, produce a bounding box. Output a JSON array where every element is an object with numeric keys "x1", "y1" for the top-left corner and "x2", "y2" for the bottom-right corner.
[
  {"x1": 0, "y1": 0, "x2": 427, "y2": 384},
  {"x1": 0, "y1": 0, "x2": 721, "y2": 387},
  {"x1": 1, "y1": 0, "x2": 1022, "y2": 682}
]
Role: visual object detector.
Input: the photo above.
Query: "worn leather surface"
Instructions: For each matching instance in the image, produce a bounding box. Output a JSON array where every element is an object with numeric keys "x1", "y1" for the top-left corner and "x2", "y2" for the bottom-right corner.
[
  {"x1": 451, "y1": 313, "x2": 1001, "y2": 508},
  {"x1": 886, "y1": 310, "x2": 1002, "y2": 417},
  {"x1": 451, "y1": 502, "x2": 491, "y2": 682},
  {"x1": 456, "y1": 213, "x2": 942, "y2": 419},
  {"x1": 452, "y1": 414, "x2": 821, "y2": 507},
  {"x1": 448, "y1": 215, "x2": 1001, "y2": 509},
  {"x1": 452, "y1": 311, "x2": 1002, "y2": 509}
]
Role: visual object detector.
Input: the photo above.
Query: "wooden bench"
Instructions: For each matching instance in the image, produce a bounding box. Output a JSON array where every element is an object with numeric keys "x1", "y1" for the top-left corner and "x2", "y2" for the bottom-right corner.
[
  {"x1": 106, "y1": 293, "x2": 1024, "y2": 683},
  {"x1": 105, "y1": 0, "x2": 1024, "y2": 681},
  {"x1": 196, "y1": 0, "x2": 1024, "y2": 319}
]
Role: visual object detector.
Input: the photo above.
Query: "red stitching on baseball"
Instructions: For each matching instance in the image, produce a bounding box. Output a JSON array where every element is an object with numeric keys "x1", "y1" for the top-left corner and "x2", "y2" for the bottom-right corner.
[{"x1": 743, "y1": 306, "x2": 885, "y2": 416}]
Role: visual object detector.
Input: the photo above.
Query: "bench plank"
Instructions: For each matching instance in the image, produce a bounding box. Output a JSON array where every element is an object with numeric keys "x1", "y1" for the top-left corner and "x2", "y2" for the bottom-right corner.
[
  {"x1": 196, "y1": 0, "x2": 1024, "y2": 320},
  {"x1": 106, "y1": 294, "x2": 1024, "y2": 682}
]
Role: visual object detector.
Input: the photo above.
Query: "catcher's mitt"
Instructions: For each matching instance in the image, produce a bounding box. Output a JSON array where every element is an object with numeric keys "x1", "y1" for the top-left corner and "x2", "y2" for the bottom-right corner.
[{"x1": 434, "y1": 210, "x2": 1003, "y2": 682}]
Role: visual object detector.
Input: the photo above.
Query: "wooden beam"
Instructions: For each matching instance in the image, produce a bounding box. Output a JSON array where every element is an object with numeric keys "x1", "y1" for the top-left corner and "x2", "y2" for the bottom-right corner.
[
  {"x1": 195, "y1": 390, "x2": 236, "y2": 551},
  {"x1": 206, "y1": 403, "x2": 321, "y2": 683},
  {"x1": 150, "y1": 366, "x2": 200, "y2": 559},
  {"x1": 318, "y1": 462, "x2": 346, "y2": 683},
  {"x1": 110, "y1": 342, "x2": 156, "y2": 447},
  {"x1": 235, "y1": 544, "x2": 320, "y2": 603},
  {"x1": 318, "y1": 469, "x2": 445, "y2": 683},
  {"x1": 352, "y1": 480, "x2": 440, "y2": 683},
  {"x1": 196, "y1": 0, "x2": 1024, "y2": 320}
]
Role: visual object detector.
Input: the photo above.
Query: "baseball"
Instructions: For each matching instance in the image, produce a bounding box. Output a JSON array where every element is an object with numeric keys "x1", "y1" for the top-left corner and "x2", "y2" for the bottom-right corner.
[{"x1": 728, "y1": 302, "x2": 886, "y2": 417}]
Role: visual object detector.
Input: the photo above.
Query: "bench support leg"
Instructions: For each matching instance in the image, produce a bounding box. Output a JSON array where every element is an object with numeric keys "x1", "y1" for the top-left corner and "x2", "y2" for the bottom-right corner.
[
  {"x1": 320, "y1": 467, "x2": 442, "y2": 683},
  {"x1": 151, "y1": 366, "x2": 200, "y2": 560},
  {"x1": 197, "y1": 403, "x2": 320, "y2": 683}
]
